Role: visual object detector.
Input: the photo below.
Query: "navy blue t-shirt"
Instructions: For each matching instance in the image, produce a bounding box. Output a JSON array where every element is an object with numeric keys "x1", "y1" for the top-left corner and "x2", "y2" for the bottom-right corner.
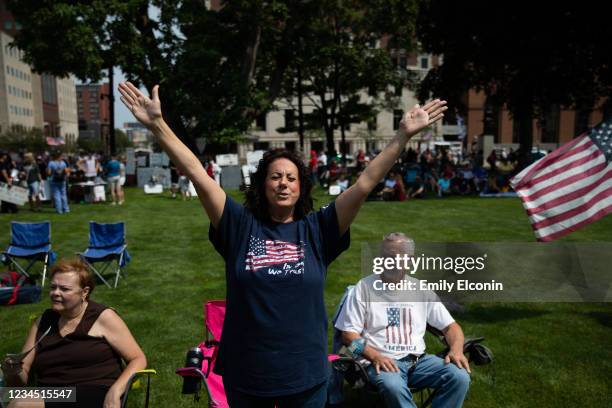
[{"x1": 209, "y1": 196, "x2": 350, "y2": 396}]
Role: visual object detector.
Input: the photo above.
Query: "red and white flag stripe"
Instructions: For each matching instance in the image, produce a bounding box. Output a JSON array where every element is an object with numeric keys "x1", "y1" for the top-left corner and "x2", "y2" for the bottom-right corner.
[{"x1": 511, "y1": 133, "x2": 612, "y2": 242}]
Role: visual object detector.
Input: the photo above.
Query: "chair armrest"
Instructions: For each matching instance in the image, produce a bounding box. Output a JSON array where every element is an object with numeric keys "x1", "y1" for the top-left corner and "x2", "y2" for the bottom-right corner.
[
  {"x1": 175, "y1": 367, "x2": 207, "y2": 380},
  {"x1": 121, "y1": 369, "x2": 156, "y2": 408}
]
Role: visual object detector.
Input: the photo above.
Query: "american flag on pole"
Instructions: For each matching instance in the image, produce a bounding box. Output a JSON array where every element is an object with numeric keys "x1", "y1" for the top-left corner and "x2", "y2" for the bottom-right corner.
[
  {"x1": 46, "y1": 136, "x2": 65, "y2": 146},
  {"x1": 386, "y1": 307, "x2": 412, "y2": 345},
  {"x1": 244, "y1": 236, "x2": 304, "y2": 272},
  {"x1": 510, "y1": 118, "x2": 612, "y2": 242}
]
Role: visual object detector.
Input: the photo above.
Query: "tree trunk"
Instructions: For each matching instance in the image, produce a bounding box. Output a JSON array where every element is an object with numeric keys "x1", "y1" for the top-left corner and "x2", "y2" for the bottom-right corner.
[
  {"x1": 515, "y1": 107, "x2": 534, "y2": 171},
  {"x1": 108, "y1": 65, "x2": 116, "y2": 155},
  {"x1": 297, "y1": 66, "x2": 305, "y2": 152}
]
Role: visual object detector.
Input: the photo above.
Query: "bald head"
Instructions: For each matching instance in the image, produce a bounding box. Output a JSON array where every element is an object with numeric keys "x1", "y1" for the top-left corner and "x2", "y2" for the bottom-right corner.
[{"x1": 381, "y1": 232, "x2": 415, "y2": 258}]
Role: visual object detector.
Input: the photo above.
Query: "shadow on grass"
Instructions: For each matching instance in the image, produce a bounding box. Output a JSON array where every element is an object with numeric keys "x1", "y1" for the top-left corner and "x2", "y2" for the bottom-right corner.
[
  {"x1": 458, "y1": 304, "x2": 549, "y2": 324},
  {"x1": 586, "y1": 311, "x2": 612, "y2": 329}
]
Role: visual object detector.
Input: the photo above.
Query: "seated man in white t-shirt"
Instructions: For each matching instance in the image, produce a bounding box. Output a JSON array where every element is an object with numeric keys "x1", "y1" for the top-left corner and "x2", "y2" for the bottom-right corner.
[{"x1": 335, "y1": 232, "x2": 471, "y2": 408}]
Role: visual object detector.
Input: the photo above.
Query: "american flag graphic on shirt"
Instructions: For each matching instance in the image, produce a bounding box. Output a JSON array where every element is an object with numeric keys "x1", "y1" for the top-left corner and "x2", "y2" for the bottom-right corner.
[
  {"x1": 244, "y1": 236, "x2": 305, "y2": 272},
  {"x1": 386, "y1": 307, "x2": 412, "y2": 345}
]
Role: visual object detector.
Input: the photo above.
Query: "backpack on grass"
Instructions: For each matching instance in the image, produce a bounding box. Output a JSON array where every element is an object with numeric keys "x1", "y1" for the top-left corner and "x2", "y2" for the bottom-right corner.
[{"x1": 0, "y1": 271, "x2": 41, "y2": 306}]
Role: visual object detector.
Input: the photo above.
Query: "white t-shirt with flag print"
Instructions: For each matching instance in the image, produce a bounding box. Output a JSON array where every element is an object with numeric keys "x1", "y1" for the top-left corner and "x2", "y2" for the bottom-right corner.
[{"x1": 335, "y1": 274, "x2": 454, "y2": 361}]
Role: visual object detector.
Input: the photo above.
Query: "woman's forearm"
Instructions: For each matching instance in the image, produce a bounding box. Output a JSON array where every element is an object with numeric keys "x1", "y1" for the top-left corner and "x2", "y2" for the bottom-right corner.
[
  {"x1": 148, "y1": 118, "x2": 205, "y2": 181},
  {"x1": 356, "y1": 131, "x2": 409, "y2": 193}
]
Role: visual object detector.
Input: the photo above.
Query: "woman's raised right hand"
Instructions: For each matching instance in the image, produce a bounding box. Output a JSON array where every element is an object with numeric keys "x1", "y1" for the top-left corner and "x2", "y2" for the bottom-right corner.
[{"x1": 118, "y1": 82, "x2": 162, "y2": 129}]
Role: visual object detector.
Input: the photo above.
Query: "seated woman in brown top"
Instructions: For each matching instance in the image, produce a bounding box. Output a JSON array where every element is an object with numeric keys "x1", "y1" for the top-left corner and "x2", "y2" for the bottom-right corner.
[{"x1": 1, "y1": 259, "x2": 147, "y2": 408}]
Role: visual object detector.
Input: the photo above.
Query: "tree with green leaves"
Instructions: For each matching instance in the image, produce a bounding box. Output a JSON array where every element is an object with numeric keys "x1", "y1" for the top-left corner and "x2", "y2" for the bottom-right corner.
[
  {"x1": 9, "y1": 1, "x2": 423, "y2": 158},
  {"x1": 7, "y1": 0, "x2": 314, "y2": 152},
  {"x1": 278, "y1": 0, "x2": 419, "y2": 160},
  {"x1": 0, "y1": 126, "x2": 47, "y2": 153},
  {"x1": 417, "y1": 1, "x2": 611, "y2": 166}
]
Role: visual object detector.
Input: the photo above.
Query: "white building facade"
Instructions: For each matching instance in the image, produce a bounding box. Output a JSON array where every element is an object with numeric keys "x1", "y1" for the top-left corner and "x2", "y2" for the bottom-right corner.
[
  {"x1": 56, "y1": 75, "x2": 78, "y2": 144},
  {"x1": 0, "y1": 30, "x2": 42, "y2": 133},
  {"x1": 239, "y1": 56, "x2": 440, "y2": 162}
]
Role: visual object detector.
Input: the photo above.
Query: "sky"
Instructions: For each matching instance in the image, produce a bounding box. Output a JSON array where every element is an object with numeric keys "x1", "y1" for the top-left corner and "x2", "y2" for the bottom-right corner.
[{"x1": 113, "y1": 68, "x2": 134, "y2": 129}]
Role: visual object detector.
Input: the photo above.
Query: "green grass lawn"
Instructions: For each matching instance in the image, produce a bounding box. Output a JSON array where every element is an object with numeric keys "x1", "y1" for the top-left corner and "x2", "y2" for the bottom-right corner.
[{"x1": 1, "y1": 187, "x2": 611, "y2": 407}]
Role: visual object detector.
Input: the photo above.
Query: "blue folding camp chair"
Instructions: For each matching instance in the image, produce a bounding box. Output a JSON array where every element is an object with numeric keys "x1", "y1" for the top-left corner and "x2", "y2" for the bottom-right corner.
[
  {"x1": 3, "y1": 221, "x2": 57, "y2": 287},
  {"x1": 77, "y1": 222, "x2": 131, "y2": 288}
]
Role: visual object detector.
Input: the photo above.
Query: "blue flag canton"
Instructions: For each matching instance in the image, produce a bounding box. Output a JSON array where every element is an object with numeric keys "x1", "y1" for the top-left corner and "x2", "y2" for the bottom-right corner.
[
  {"x1": 387, "y1": 307, "x2": 400, "y2": 327},
  {"x1": 589, "y1": 119, "x2": 612, "y2": 163}
]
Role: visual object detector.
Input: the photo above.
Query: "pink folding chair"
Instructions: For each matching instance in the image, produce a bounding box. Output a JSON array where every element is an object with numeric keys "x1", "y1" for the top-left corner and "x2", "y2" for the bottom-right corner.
[
  {"x1": 176, "y1": 300, "x2": 341, "y2": 407},
  {"x1": 176, "y1": 300, "x2": 228, "y2": 408}
]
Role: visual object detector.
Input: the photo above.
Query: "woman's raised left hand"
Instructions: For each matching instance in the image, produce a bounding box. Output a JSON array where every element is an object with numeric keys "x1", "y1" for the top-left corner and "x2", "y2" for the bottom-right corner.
[{"x1": 400, "y1": 99, "x2": 447, "y2": 137}]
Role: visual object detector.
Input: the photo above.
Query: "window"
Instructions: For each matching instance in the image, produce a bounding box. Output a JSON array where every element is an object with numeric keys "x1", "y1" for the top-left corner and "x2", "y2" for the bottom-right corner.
[
  {"x1": 393, "y1": 109, "x2": 403, "y2": 131},
  {"x1": 420, "y1": 56, "x2": 429, "y2": 69},
  {"x1": 255, "y1": 113, "x2": 266, "y2": 131},
  {"x1": 285, "y1": 141, "x2": 296, "y2": 152},
  {"x1": 367, "y1": 118, "x2": 376, "y2": 131},
  {"x1": 41, "y1": 74, "x2": 57, "y2": 104},
  {"x1": 4, "y1": 21, "x2": 12, "y2": 30},
  {"x1": 399, "y1": 56, "x2": 407, "y2": 69},
  {"x1": 253, "y1": 142, "x2": 270, "y2": 150},
  {"x1": 284, "y1": 109, "x2": 295, "y2": 131}
]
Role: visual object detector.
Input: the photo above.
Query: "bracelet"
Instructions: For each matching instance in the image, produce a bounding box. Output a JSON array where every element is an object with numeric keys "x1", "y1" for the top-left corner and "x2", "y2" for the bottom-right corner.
[{"x1": 347, "y1": 338, "x2": 366, "y2": 358}]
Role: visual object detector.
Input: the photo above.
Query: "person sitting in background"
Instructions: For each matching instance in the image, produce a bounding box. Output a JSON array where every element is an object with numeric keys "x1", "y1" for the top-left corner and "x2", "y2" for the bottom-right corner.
[
  {"x1": 402, "y1": 162, "x2": 421, "y2": 190},
  {"x1": 381, "y1": 171, "x2": 398, "y2": 200},
  {"x1": 329, "y1": 160, "x2": 340, "y2": 182},
  {"x1": 1, "y1": 259, "x2": 147, "y2": 408},
  {"x1": 381, "y1": 171, "x2": 406, "y2": 201},
  {"x1": 408, "y1": 176, "x2": 425, "y2": 199},
  {"x1": 336, "y1": 173, "x2": 350, "y2": 192},
  {"x1": 451, "y1": 172, "x2": 472, "y2": 196},
  {"x1": 393, "y1": 172, "x2": 407, "y2": 201},
  {"x1": 436, "y1": 174, "x2": 452, "y2": 198}
]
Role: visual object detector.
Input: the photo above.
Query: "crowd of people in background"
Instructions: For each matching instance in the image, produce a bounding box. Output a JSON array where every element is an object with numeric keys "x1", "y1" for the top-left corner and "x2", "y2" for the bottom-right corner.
[
  {"x1": 0, "y1": 150, "x2": 127, "y2": 213},
  {"x1": 0, "y1": 143, "x2": 526, "y2": 214},
  {"x1": 311, "y1": 145, "x2": 522, "y2": 201}
]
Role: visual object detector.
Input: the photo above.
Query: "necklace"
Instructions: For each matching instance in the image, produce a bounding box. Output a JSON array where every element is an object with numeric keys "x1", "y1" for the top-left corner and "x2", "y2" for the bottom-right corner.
[{"x1": 58, "y1": 301, "x2": 88, "y2": 336}]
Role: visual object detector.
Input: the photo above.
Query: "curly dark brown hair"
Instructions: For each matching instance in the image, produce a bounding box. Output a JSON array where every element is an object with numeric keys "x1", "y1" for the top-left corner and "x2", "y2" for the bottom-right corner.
[{"x1": 245, "y1": 149, "x2": 313, "y2": 221}]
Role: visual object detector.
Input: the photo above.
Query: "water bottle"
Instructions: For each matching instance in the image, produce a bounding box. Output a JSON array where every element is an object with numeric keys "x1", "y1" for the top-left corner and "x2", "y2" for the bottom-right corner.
[{"x1": 181, "y1": 347, "x2": 203, "y2": 394}]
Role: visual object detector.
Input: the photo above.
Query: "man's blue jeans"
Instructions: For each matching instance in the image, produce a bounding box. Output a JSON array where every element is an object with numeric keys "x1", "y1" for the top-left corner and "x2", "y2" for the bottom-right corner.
[
  {"x1": 50, "y1": 181, "x2": 70, "y2": 214},
  {"x1": 366, "y1": 354, "x2": 470, "y2": 408}
]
